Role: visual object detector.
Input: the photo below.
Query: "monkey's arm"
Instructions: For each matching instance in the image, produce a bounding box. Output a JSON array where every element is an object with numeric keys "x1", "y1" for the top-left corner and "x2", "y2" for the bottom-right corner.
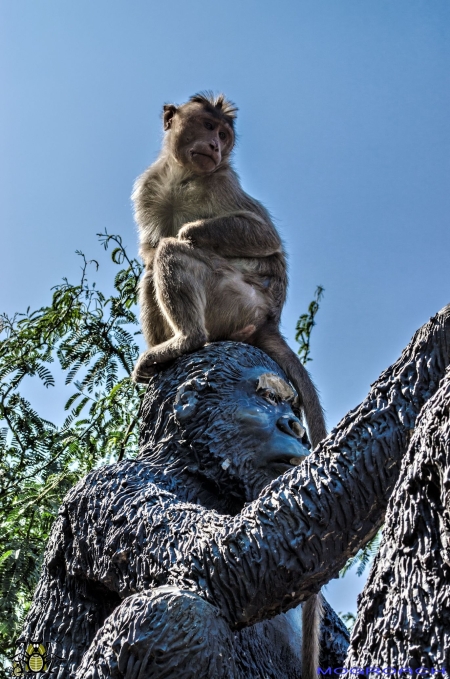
[
  {"x1": 139, "y1": 242, "x2": 157, "y2": 268},
  {"x1": 178, "y1": 211, "x2": 282, "y2": 258},
  {"x1": 137, "y1": 243, "x2": 175, "y2": 347},
  {"x1": 132, "y1": 161, "x2": 175, "y2": 246}
]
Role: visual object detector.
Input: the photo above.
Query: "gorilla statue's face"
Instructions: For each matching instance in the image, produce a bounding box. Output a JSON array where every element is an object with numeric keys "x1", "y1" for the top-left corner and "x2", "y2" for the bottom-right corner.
[
  {"x1": 141, "y1": 343, "x2": 314, "y2": 512},
  {"x1": 233, "y1": 367, "x2": 310, "y2": 470},
  {"x1": 174, "y1": 365, "x2": 311, "y2": 506},
  {"x1": 218, "y1": 367, "x2": 311, "y2": 498}
]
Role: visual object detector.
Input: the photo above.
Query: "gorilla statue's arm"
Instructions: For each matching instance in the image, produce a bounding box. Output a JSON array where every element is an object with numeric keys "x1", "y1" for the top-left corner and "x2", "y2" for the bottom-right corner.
[{"x1": 61, "y1": 306, "x2": 450, "y2": 629}]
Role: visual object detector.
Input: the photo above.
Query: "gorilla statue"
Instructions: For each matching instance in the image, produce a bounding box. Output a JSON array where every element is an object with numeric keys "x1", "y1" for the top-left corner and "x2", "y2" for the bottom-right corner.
[{"x1": 18, "y1": 343, "x2": 349, "y2": 678}]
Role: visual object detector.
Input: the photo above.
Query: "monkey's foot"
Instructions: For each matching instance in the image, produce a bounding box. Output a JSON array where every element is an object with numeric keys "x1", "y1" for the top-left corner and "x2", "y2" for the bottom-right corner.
[
  {"x1": 132, "y1": 335, "x2": 207, "y2": 383},
  {"x1": 132, "y1": 352, "x2": 159, "y2": 384}
]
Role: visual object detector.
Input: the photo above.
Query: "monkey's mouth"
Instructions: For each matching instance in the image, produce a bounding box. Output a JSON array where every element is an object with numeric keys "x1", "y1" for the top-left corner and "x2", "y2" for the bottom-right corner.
[{"x1": 190, "y1": 151, "x2": 217, "y2": 164}]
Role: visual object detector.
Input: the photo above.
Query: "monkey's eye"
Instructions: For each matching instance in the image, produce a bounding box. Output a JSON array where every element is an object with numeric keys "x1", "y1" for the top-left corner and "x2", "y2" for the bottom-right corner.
[
  {"x1": 219, "y1": 131, "x2": 227, "y2": 140},
  {"x1": 204, "y1": 121, "x2": 214, "y2": 130}
]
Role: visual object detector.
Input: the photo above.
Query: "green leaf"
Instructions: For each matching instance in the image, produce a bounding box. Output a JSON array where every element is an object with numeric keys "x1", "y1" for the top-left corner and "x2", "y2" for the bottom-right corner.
[
  {"x1": 295, "y1": 285, "x2": 324, "y2": 365},
  {"x1": 0, "y1": 233, "x2": 143, "y2": 672}
]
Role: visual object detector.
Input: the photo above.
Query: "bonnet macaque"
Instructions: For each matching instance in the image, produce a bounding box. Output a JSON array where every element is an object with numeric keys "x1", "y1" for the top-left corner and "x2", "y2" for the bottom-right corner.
[{"x1": 132, "y1": 92, "x2": 327, "y2": 449}]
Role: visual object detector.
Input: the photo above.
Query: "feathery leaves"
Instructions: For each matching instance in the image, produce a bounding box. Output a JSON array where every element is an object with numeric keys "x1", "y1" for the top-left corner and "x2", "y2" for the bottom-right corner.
[{"x1": 0, "y1": 232, "x2": 144, "y2": 676}]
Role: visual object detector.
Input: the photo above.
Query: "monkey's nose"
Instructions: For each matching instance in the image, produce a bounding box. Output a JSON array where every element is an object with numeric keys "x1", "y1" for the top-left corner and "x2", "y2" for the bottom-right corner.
[{"x1": 276, "y1": 415, "x2": 305, "y2": 439}]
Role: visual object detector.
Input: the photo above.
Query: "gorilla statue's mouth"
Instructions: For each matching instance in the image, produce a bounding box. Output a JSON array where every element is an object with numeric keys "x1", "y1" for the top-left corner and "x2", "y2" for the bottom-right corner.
[{"x1": 268, "y1": 454, "x2": 307, "y2": 476}]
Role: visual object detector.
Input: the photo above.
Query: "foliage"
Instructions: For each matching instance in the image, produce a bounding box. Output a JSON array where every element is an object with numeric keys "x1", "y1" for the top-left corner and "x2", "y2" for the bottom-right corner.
[
  {"x1": 340, "y1": 530, "x2": 383, "y2": 579},
  {"x1": 338, "y1": 611, "x2": 356, "y2": 633},
  {"x1": 295, "y1": 285, "x2": 324, "y2": 364},
  {"x1": 0, "y1": 233, "x2": 144, "y2": 676},
  {"x1": 336, "y1": 529, "x2": 383, "y2": 635}
]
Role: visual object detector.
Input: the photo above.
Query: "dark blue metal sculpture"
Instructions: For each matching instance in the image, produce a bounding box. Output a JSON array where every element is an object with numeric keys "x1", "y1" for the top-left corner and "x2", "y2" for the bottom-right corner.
[
  {"x1": 18, "y1": 343, "x2": 348, "y2": 678},
  {"x1": 17, "y1": 306, "x2": 450, "y2": 677}
]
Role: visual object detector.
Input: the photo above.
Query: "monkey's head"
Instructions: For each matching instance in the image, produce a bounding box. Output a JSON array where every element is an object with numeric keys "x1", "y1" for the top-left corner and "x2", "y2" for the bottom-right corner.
[
  {"x1": 163, "y1": 92, "x2": 237, "y2": 175},
  {"x1": 139, "y1": 343, "x2": 311, "y2": 512}
]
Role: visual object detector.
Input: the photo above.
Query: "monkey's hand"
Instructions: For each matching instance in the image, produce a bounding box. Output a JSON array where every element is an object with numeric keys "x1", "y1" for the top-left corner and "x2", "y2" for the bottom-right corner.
[{"x1": 177, "y1": 221, "x2": 203, "y2": 244}]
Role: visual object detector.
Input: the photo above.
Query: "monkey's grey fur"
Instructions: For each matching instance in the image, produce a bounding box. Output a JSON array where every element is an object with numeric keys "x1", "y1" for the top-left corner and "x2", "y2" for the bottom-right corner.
[{"x1": 131, "y1": 92, "x2": 327, "y2": 677}]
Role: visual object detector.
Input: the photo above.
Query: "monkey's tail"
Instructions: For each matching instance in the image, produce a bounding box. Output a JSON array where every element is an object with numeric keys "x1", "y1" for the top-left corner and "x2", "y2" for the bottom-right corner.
[
  {"x1": 252, "y1": 324, "x2": 327, "y2": 448},
  {"x1": 302, "y1": 592, "x2": 324, "y2": 679}
]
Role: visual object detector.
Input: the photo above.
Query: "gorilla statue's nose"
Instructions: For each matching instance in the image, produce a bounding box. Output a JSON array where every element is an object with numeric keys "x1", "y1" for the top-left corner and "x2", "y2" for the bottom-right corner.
[{"x1": 276, "y1": 414, "x2": 305, "y2": 439}]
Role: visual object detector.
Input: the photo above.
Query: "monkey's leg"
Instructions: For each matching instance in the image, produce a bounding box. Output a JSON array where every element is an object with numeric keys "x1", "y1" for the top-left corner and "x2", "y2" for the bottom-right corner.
[
  {"x1": 252, "y1": 322, "x2": 327, "y2": 449},
  {"x1": 133, "y1": 239, "x2": 214, "y2": 381},
  {"x1": 139, "y1": 267, "x2": 174, "y2": 347},
  {"x1": 74, "y1": 588, "x2": 237, "y2": 679},
  {"x1": 205, "y1": 270, "x2": 268, "y2": 343}
]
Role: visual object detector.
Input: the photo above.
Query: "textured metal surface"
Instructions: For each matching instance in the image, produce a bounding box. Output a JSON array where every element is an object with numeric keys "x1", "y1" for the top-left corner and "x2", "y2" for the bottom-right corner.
[
  {"x1": 347, "y1": 369, "x2": 450, "y2": 669},
  {"x1": 19, "y1": 305, "x2": 450, "y2": 677}
]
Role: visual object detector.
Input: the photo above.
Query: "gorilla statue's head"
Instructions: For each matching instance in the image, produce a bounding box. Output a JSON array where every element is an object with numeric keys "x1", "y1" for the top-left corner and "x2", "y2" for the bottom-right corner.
[{"x1": 139, "y1": 343, "x2": 311, "y2": 513}]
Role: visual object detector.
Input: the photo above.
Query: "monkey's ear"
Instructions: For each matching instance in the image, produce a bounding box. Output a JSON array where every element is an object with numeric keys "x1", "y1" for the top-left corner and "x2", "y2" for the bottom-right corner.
[{"x1": 163, "y1": 104, "x2": 177, "y2": 131}]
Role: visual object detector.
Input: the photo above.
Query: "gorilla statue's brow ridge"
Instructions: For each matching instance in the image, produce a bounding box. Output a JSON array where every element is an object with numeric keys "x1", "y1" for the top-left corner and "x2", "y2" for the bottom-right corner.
[{"x1": 257, "y1": 373, "x2": 296, "y2": 402}]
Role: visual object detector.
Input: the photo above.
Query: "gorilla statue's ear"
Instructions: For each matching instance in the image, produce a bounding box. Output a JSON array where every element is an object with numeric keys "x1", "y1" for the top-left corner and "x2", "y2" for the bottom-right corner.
[{"x1": 174, "y1": 378, "x2": 208, "y2": 424}]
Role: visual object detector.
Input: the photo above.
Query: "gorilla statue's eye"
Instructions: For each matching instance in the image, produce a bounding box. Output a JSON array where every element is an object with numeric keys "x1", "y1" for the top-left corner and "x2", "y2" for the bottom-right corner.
[
  {"x1": 219, "y1": 131, "x2": 227, "y2": 140},
  {"x1": 260, "y1": 389, "x2": 279, "y2": 405},
  {"x1": 204, "y1": 121, "x2": 214, "y2": 130}
]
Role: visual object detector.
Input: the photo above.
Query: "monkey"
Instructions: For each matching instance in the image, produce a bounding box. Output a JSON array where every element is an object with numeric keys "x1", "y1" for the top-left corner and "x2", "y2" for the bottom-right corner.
[
  {"x1": 131, "y1": 92, "x2": 327, "y2": 447},
  {"x1": 131, "y1": 93, "x2": 326, "y2": 679}
]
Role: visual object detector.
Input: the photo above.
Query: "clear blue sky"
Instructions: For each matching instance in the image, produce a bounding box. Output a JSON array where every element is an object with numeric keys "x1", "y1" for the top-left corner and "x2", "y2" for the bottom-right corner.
[{"x1": 1, "y1": 0, "x2": 449, "y2": 615}]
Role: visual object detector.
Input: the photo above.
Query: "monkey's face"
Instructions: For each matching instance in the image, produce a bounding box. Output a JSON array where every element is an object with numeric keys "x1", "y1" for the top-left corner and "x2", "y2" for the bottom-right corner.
[
  {"x1": 192, "y1": 368, "x2": 312, "y2": 503},
  {"x1": 166, "y1": 102, "x2": 234, "y2": 175}
]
